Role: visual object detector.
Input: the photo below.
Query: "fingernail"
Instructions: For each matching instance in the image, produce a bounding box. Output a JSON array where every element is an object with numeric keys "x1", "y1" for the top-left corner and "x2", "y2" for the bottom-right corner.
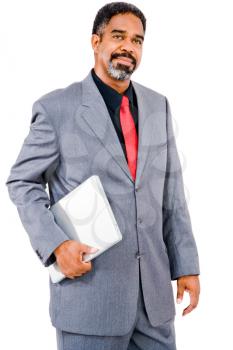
[
  {"x1": 90, "y1": 247, "x2": 99, "y2": 253},
  {"x1": 177, "y1": 298, "x2": 182, "y2": 304}
]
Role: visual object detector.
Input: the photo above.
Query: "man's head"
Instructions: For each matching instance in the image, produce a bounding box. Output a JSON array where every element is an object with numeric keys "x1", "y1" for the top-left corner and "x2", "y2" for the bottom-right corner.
[{"x1": 91, "y1": 2, "x2": 146, "y2": 83}]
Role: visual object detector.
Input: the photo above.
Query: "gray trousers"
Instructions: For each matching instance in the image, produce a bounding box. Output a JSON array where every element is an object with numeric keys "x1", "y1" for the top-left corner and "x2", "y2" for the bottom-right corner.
[{"x1": 56, "y1": 269, "x2": 177, "y2": 350}]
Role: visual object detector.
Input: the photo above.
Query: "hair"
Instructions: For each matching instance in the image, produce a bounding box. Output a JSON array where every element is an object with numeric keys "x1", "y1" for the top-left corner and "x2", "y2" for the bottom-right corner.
[{"x1": 92, "y1": 2, "x2": 146, "y2": 37}]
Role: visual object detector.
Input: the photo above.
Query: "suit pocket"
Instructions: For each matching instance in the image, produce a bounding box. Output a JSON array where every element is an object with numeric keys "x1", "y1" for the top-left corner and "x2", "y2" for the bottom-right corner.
[{"x1": 49, "y1": 278, "x2": 62, "y2": 321}]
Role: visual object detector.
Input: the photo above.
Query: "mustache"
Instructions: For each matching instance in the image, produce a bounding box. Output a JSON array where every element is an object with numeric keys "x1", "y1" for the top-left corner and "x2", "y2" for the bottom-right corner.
[{"x1": 111, "y1": 52, "x2": 136, "y2": 66}]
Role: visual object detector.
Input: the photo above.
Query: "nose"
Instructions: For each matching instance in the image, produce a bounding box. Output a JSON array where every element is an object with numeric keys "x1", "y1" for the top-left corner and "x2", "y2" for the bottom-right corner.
[{"x1": 119, "y1": 38, "x2": 135, "y2": 54}]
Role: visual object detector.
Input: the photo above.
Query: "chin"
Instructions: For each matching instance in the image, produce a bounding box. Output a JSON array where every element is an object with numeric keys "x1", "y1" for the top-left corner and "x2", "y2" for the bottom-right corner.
[{"x1": 107, "y1": 62, "x2": 135, "y2": 81}]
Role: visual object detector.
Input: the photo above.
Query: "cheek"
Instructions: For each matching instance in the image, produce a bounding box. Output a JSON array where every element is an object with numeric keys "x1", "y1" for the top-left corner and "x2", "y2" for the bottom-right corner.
[
  {"x1": 102, "y1": 50, "x2": 111, "y2": 61},
  {"x1": 136, "y1": 49, "x2": 143, "y2": 64},
  {"x1": 98, "y1": 47, "x2": 113, "y2": 63}
]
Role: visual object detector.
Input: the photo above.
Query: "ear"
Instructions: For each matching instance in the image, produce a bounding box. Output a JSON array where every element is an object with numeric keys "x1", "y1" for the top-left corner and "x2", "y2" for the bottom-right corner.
[{"x1": 91, "y1": 34, "x2": 101, "y2": 53}]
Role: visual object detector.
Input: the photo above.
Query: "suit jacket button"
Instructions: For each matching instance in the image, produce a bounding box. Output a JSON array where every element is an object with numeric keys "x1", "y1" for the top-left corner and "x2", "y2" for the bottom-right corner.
[{"x1": 135, "y1": 252, "x2": 143, "y2": 259}]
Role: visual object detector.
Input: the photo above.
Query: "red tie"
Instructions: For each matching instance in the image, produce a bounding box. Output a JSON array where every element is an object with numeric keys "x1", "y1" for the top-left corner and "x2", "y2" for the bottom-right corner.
[{"x1": 119, "y1": 95, "x2": 138, "y2": 181}]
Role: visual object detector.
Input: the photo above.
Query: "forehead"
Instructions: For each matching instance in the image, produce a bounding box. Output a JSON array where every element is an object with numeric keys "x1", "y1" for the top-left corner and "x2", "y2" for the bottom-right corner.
[{"x1": 104, "y1": 13, "x2": 144, "y2": 36}]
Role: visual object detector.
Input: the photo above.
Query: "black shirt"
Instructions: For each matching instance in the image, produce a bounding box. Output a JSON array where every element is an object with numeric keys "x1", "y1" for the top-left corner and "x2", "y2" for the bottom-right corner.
[{"x1": 91, "y1": 68, "x2": 138, "y2": 161}]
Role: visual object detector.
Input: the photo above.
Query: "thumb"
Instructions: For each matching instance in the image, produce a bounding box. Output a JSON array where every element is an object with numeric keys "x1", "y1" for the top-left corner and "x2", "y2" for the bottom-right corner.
[
  {"x1": 80, "y1": 244, "x2": 99, "y2": 254},
  {"x1": 177, "y1": 284, "x2": 185, "y2": 304}
]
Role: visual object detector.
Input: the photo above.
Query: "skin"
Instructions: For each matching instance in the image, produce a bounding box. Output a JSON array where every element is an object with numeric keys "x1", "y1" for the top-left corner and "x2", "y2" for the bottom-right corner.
[
  {"x1": 91, "y1": 13, "x2": 144, "y2": 93},
  {"x1": 54, "y1": 12, "x2": 200, "y2": 317},
  {"x1": 177, "y1": 275, "x2": 200, "y2": 316}
]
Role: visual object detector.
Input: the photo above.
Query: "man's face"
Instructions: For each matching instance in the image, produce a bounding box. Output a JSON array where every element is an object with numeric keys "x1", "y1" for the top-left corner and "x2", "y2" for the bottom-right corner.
[{"x1": 92, "y1": 13, "x2": 144, "y2": 81}]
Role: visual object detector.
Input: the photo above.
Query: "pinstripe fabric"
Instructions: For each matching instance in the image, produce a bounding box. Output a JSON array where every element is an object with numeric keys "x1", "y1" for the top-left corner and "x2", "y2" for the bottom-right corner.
[
  {"x1": 56, "y1": 266, "x2": 176, "y2": 350},
  {"x1": 6, "y1": 70, "x2": 200, "y2": 335}
]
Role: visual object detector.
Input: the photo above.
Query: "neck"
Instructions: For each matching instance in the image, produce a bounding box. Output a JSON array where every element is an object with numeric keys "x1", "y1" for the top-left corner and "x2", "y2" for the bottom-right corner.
[{"x1": 93, "y1": 65, "x2": 130, "y2": 94}]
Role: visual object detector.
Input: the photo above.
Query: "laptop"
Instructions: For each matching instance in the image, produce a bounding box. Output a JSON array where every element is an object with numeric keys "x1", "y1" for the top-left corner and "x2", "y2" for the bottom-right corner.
[{"x1": 47, "y1": 175, "x2": 123, "y2": 283}]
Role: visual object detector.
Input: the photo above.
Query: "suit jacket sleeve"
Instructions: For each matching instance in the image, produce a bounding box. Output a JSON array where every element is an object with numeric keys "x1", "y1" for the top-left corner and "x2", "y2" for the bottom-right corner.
[
  {"x1": 5, "y1": 101, "x2": 70, "y2": 267},
  {"x1": 162, "y1": 97, "x2": 200, "y2": 280}
]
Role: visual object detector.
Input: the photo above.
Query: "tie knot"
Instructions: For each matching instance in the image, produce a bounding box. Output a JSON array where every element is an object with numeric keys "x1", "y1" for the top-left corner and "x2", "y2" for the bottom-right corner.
[{"x1": 121, "y1": 95, "x2": 129, "y2": 107}]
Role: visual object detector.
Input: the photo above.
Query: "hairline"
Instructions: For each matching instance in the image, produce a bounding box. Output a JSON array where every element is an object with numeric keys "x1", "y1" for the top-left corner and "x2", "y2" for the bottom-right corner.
[{"x1": 95, "y1": 13, "x2": 145, "y2": 39}]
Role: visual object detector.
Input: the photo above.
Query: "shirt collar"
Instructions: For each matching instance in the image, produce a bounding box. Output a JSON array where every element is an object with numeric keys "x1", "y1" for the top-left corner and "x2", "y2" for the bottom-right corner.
[{"x1": 91, "y1": 68, "x2": 134, "y2": 112}]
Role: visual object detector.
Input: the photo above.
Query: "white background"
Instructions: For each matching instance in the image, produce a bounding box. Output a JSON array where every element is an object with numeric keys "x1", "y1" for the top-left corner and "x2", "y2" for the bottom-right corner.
[{"x1": 1, "y1": 0, "x2": 233, "y2": 349}]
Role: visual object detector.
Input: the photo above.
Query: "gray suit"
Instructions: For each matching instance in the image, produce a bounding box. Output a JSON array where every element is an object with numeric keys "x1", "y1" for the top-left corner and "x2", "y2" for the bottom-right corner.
[{"x1": 6, "y1": 71, "x2": 200, "y2": 336}]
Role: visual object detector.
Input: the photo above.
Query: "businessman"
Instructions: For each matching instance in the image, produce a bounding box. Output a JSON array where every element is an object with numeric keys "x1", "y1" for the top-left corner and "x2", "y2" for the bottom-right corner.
[{"x1": 6, "y1": 2, "x2": 200, "y2": 349}]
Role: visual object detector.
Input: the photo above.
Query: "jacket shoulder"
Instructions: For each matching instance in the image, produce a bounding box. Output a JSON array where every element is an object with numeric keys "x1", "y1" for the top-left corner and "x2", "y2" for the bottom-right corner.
[
  {"x1": 132, "y1": 80, "x2": 166, "y2": 102},
  {"x1": 34, "y1": 81, "x2": 82, "y2": 109},
  {"x1": 31, "y1": 81, "x2": 83, "y2": 128}
]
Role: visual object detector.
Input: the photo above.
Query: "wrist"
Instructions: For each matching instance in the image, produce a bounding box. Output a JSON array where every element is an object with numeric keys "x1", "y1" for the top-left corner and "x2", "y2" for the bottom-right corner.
[{"x1": 54, "y1": 240, "x2": 70, "y2": 257}]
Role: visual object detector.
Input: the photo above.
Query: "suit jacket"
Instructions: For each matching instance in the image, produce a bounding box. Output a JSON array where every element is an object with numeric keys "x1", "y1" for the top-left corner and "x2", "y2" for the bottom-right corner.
[{"x1": 6, "y1": 70, "x2": 200, "y2": 335}]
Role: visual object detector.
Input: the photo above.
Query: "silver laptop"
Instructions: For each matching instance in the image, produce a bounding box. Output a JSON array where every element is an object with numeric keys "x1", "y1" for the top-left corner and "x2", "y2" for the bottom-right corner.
[{"x1": 47, "y1": 175, "x2": 122, "y2": 283}]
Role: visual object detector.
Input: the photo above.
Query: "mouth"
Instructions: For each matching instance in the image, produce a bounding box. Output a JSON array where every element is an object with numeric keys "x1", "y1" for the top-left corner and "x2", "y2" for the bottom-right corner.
[{"x1": 112, "y1": 56, "x2": 135, "y2": 67}]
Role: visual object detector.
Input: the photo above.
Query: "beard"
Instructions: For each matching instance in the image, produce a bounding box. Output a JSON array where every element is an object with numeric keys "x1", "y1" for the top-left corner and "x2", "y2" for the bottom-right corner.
[{"x1": 107, "y1": 53, "x2": 137, "y2": 81}]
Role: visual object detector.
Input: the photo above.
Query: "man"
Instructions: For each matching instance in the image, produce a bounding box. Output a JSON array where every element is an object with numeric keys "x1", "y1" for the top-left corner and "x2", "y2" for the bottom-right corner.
[{"x1": 6, "y1": 2, "x2": 200, "y2": 349}]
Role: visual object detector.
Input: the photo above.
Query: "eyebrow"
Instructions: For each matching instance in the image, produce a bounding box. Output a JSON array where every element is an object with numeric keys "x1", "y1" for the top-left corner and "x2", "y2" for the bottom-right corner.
[{"x1": 111, "y1": 29, "x2": 144, "y2": 41}]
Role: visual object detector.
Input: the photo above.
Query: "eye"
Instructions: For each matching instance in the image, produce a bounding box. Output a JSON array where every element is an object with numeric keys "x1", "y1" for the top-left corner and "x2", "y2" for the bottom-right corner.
[
  {"x1": 112, "y1": 34, "x2": 124, "y2": 40},
  {"x1": 133, "y1": 38, "x2": 143, "y2": 45}
]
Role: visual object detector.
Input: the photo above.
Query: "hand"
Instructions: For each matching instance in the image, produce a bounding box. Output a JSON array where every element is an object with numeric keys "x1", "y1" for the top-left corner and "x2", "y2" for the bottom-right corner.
[
  {"x1": 54, "y1": 240, "x2": 99, "y2": 279},
  {"x1": 176, "y1": 275, "x2": 200, "y2": 316}
]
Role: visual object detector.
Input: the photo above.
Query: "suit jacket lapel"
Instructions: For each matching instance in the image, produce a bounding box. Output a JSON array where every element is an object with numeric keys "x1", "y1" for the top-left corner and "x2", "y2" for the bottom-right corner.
[
  {"x1": 132, "y1": 81, "x2": 154, "y2": 188},
  {"x1": 78, "y1": 71, "x2": 154, "y2": 187}
]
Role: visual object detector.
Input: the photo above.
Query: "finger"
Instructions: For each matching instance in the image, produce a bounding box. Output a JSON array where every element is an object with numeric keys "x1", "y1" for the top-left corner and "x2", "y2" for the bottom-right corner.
[
  {"x1": 75, "y1": 252, "x2": 84, "y2": 262},
  {"x1": 75, "y1": 251, "x2": 89, "y2": 263},
  {"x1": 66, "y1": 275, "x2": 75, "y2": 279},
  {"x1": 177, "y1": 283, "x2": 185, "y2": 304},
  {"x1": 84, "y1": 262, "x2": 92, "y2": 271},
  {"x1": 67, "y1": 273, "x2": 83, "y2": 279},
  {"x1": 190, "y1": 290, "x2": 199, "y2": 308},
  {"x1": 182, "y1": 303, "x2": 196, "y2": 316},
  {"x1": 80, "y1": 244, "x2": 99, "y2": 254},
  {"x1": 80, "y1": 261, "x2": 92, "y2": 273},
  {"x1": 182, "y1": 291, "x2": 199, "y2": 316}
]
